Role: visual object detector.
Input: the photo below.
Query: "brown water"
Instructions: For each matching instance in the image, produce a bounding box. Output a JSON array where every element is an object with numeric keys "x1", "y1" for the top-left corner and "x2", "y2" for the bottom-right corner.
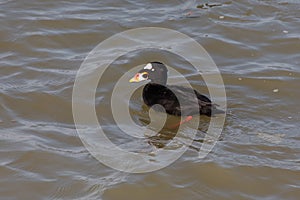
[{"x1": 1, "y1": 0, "x2": 300, "y2": 199}]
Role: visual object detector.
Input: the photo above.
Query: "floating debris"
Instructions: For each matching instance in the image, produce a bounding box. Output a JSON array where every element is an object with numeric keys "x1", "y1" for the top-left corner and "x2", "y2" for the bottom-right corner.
[
  {"x1": 197, "y1": 3, "x2": 222, "y2": 9},
  {"x1": 273, "y1": 88, "x2": 279, "y2": 93},
  {"x1": 283, "y1": 30, "x2": 289, "y2": 34}
]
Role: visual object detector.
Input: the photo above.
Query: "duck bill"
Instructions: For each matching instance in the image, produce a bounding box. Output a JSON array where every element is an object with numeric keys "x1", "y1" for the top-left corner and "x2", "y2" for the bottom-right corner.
[{"x1": 129, "y1": 73, "x2": 141, "y2": 83}]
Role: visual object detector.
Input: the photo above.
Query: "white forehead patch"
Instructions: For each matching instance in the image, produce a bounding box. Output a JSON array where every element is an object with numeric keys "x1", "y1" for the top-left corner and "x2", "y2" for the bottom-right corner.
[{"x1": 144, "y1": 63, "x2": 153, "y2": 70}]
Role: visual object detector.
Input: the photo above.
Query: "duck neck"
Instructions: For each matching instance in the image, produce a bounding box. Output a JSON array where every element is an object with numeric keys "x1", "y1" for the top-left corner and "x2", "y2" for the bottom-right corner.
[{"x1": 150, "y1": 77, "x2": 167, "y2": 85}]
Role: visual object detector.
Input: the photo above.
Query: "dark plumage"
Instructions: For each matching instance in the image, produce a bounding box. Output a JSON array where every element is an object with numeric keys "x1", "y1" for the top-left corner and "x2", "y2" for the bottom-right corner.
[{"x1": 129, "y1": 62, "x2": 222, "y2": 117}]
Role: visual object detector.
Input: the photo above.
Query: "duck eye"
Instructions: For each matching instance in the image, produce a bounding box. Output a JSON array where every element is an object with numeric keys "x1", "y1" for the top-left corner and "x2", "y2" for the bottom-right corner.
[{"x1": 142, "y1": 73, "x2": 148, "y2": 78}]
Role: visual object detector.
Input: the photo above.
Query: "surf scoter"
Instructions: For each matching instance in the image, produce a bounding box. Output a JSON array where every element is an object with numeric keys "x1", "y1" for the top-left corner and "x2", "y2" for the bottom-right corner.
[{"x1": 129, "y1": 62, "x2": 221, "y2": 117}]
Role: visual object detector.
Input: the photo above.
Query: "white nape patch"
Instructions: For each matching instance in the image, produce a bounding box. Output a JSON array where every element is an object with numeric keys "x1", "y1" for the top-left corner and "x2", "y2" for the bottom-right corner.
[{"x1": 144, "y1": 63, "x2": 153, "y2": 70}]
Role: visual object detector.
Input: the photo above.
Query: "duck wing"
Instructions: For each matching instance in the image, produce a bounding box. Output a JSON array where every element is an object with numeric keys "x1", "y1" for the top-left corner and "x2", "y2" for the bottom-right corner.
[
  {"x1": 167, "y1": 85, "x2": 214, "y2": 116},
  {"x1": 143, "y1": 83, "x2": 218, "y2": 116}
]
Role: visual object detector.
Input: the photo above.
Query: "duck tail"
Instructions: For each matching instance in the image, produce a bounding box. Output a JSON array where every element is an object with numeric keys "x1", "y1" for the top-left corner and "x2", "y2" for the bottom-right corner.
[
  {"x1": 211, "y1": 105, "x2": 225, "y2": 116},
  {"x1": 200, "y1": 104, "x2": 225, "y2": 116}
]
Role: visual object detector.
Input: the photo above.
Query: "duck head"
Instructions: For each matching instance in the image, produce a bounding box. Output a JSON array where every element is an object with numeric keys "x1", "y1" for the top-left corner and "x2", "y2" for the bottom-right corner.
[{"x1": 129, "y1": 62, "x2": 168, "y2": 85}]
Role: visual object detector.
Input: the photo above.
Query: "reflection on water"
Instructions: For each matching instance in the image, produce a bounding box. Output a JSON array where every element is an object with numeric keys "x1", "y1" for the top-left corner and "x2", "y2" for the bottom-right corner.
[{"x1": 1, "y1": 0, "x2": 300, "y2": 199}]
